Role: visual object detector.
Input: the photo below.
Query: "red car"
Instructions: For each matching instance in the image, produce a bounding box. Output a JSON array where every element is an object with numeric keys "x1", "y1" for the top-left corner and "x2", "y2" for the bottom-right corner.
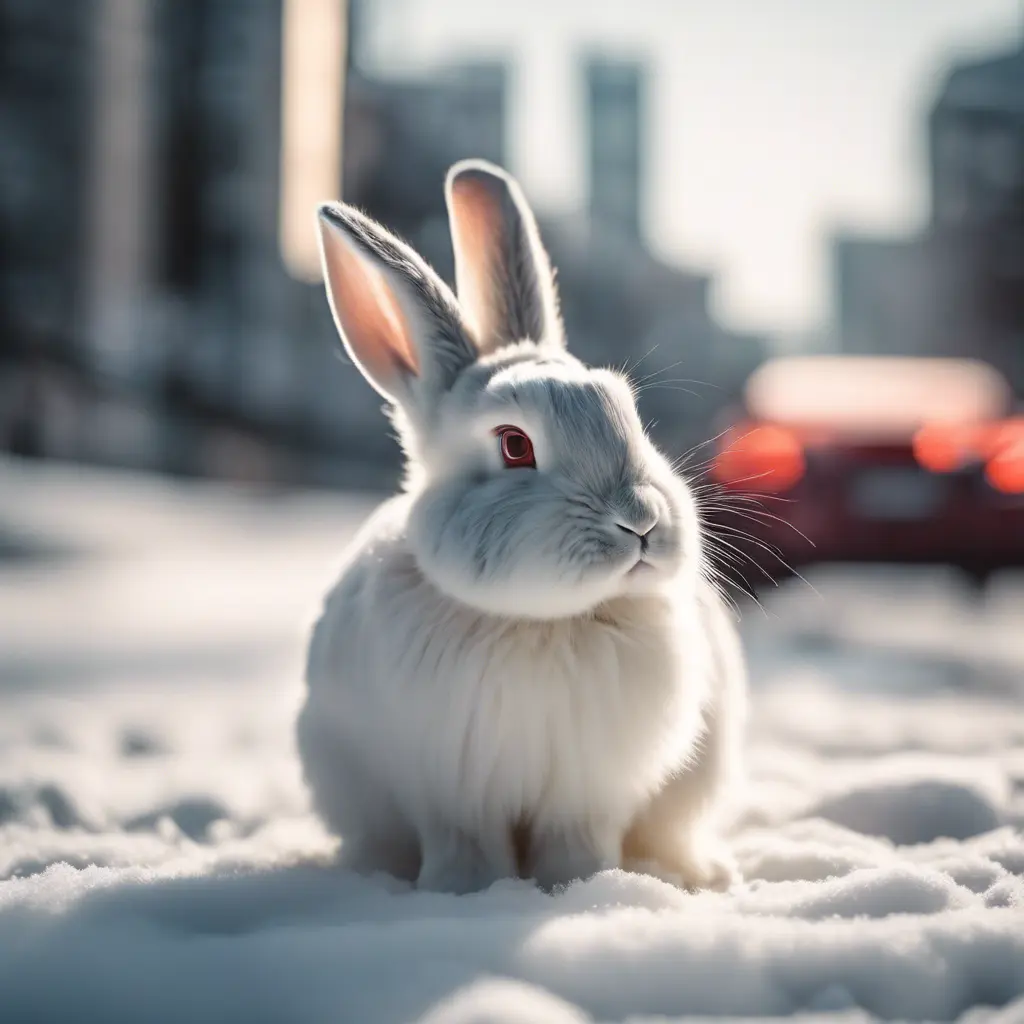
[{"x1": 704, "y1": 355, "x2": 1024, "y2": 590}]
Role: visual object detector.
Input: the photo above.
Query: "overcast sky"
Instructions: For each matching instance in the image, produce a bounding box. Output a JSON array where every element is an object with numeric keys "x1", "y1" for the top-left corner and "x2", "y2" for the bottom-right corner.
[{"x1": 365, "y1": 0, "x2": 1021, "y2": 340}]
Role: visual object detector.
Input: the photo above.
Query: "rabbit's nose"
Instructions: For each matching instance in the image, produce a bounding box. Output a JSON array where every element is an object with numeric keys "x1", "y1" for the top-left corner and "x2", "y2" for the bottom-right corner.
[
  {"x1": 614, "y1": 508, "x2": 660, "y2": 548},
  {"x1": 611, "y1": 486, "x2": 662, "y2": 547},
  {"x1": 615, "y1": 516, "x2": 657, "y2": 539}
]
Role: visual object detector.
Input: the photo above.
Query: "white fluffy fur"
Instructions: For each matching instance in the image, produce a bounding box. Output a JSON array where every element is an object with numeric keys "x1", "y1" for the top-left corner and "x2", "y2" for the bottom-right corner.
[{"x1": 298, "y1": 160, "x2": 748, "y2": 893}]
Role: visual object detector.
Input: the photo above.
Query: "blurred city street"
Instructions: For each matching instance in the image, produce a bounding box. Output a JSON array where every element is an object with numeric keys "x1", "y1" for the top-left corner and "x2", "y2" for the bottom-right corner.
[
  {"x1": 1, "y1": 455, "x2": 1023, "y2": 1022},
  {"x1": 3, "y1": 456, "x2": 1023, "y2": 706}
]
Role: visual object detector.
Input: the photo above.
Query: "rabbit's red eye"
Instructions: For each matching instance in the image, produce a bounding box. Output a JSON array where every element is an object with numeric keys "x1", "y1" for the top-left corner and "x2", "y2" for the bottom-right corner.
[{"x1": 495, "y1": 426, "x2": 536, "y2": 469}]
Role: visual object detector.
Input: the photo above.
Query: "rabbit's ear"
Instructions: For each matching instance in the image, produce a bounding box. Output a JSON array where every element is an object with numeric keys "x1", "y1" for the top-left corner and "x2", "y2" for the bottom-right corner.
[
  {"x1": 446, "y1": 159, "x2": 565, "y2": 354},
  {"x1": 317, "y1": 203, "x2": 478, "y2": 413}
]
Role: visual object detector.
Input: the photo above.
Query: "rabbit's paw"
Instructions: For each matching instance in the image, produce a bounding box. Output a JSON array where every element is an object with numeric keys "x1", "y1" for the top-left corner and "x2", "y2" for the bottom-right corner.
[
  {"x1": 530, "y1": 823, "x2": 621, "y2": 892},
  {"x1": 417, "y1": 825, "x2": 510, "y2": 895},
  {"x1": 678, "y1": 844, "x2": 738, "y2": 892},
  {"x1": 627, "y1": 841, "x2": 738, "y2": 893}
]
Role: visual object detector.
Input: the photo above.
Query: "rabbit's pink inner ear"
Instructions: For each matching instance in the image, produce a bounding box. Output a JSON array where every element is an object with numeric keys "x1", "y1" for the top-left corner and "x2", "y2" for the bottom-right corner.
[
  {"x1": 319, "y1": 218, "x2": 421, "y2": 390},
  {"x1": 448, "y1": 175, "x2": 505, "y2": 352}
]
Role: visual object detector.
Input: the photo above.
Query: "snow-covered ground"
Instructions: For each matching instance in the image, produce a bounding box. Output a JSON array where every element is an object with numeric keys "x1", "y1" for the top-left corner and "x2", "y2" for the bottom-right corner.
[{"x1": 1, "y1": 456, "x2": 1023, "y2": 1024}]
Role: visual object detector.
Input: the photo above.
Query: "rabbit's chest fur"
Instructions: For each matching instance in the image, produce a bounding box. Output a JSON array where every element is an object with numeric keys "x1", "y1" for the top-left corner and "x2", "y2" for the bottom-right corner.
[{"x1": 304, "y1": 500, "x2": 711, "y2": 835}]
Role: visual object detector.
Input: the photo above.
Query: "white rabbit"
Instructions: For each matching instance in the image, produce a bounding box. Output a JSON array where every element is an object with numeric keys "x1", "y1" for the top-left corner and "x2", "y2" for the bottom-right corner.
[{"x1": 297, "y1": 159, "x2": 747, "y2": 894}]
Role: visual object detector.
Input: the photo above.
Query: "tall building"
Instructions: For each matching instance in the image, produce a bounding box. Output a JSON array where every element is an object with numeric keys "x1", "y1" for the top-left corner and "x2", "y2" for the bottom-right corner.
[
  {"x1": 832, "y1": 233, "x2": 978, "y2": 358},
  {"x1": 0, "y1": 2, "x2": 99, "y2": 459},
  {"x1": 342, "y1": 59, "x2": 508, "y2": 282},
  {"x1": 1, "y1": 2, "x2": 95, "y2": 360},
  {"x1": 85, "y1": 0, "x2": 157, "y2": 377},
  {"x1": 585, "y1": 57, "x2": 645, "y2": 240},
  {"x1": 833, "y1": 35, "x2": 1024, "y2": 396},
  {"x1": 930, "y1": 40, "x2": 1024, "y2": 394},
  {"x1": 152, "y1": 0, "x2": 291, "y2": 415},
  {"x1": 929, "y1": 42, "x2": 1024, "y2": 230}
]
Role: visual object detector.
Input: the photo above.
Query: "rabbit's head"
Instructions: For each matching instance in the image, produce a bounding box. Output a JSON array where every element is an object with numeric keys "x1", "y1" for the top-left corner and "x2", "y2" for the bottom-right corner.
[{"x1": 317, "y1": 160, "x2": 701, "y2": 619}]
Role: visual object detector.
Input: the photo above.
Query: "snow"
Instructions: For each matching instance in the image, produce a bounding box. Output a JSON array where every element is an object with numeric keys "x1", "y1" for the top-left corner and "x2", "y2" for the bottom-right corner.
[{"x1": 1, "y1": 457, "x2": 1023, "y2": 1023}]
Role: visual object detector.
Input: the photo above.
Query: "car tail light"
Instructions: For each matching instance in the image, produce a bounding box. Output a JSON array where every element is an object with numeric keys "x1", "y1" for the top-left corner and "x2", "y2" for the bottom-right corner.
[
  {"x1": 712, "y1": 424, "x2": 805, "y2": 492},
  {"x1": 912, "y1": 423, "x2": 975, "y2": 473},
  {"x1": 985, "y1": 418, "x2": 1024, "y2": 494}
]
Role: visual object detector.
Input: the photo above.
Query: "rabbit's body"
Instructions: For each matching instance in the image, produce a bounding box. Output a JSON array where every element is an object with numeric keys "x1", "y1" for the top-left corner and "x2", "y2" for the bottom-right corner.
[
  {"x1": 297, "y1": 160, "x2": 747, "y2": 893},
  {"x1": 301, "y1": 494, "x2": 741, "y2": 891}
]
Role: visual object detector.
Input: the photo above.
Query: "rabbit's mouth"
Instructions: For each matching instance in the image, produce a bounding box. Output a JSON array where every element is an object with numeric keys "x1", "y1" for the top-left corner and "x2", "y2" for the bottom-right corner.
[
  {"x1": 621, "y1": 545, "x2": 684, "y2": 589},
  {"x1": 627, "y1": 559, "x2": 657, "y2": 577}
]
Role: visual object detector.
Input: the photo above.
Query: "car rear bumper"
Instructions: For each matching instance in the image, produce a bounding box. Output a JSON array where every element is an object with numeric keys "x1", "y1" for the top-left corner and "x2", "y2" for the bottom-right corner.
[
  {"x1": 781, "y1": 505, "x2": 1024, "y2": 569},
  {"x1": 705, "y1": 461, "x2": 1024, "y2": 580}
]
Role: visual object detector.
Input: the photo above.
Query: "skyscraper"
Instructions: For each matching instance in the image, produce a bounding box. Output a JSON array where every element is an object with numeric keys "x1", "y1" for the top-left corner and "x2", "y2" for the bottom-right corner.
[{"x1": 585, "y1": 56, "x2": 645, "y2": 241}]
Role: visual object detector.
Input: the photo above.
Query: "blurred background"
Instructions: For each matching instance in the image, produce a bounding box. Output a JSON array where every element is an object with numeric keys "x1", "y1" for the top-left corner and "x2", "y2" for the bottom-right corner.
[{"x1": 1, "y1": 0, "x2": 1023, "y2": 600}]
